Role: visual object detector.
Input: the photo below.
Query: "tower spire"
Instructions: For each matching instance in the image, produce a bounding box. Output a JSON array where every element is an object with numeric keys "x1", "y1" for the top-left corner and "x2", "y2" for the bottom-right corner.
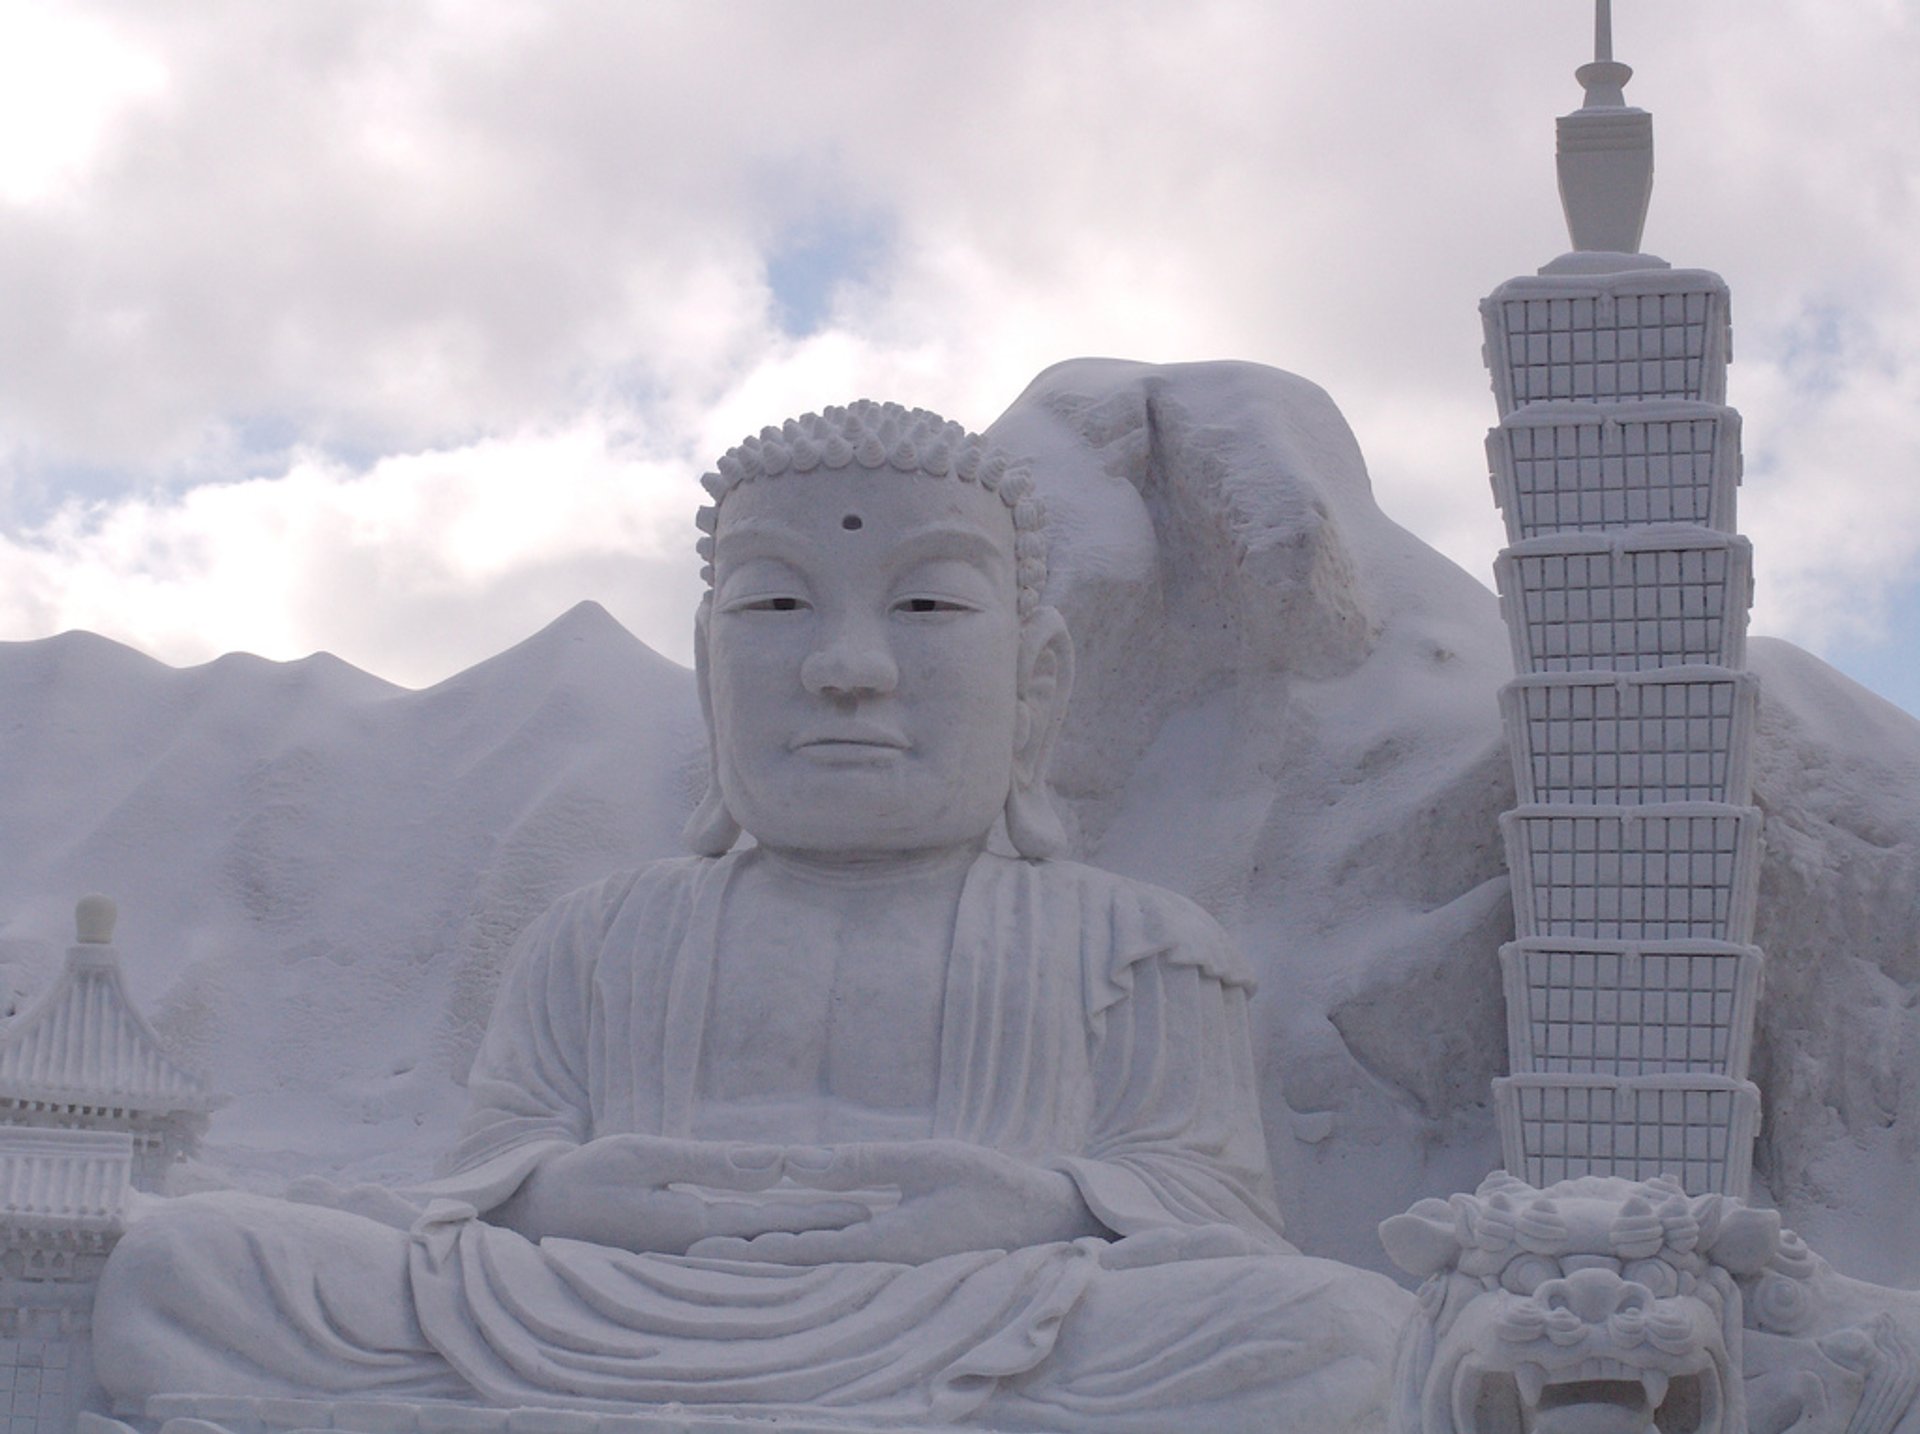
[{"x1": 1574, "y1": 0, "x2": 1632, "y2": 110}]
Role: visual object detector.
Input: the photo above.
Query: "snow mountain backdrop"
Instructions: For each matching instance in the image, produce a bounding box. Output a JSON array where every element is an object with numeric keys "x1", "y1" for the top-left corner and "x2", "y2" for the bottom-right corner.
[{"x1": 2, "y1": 361, "x2": 1915, "y2": 1282}]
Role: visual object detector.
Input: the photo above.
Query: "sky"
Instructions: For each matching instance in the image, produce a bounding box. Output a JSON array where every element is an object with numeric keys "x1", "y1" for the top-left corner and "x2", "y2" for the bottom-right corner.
[{"x1": 0, "y1": 0, "x2": 1916, "y2": 710}]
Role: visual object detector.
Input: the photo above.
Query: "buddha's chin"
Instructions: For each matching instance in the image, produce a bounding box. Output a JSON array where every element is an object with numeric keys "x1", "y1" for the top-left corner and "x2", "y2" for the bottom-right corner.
[{"x1": 725, "y1": 770, "x2": 1008, "y2": 858}]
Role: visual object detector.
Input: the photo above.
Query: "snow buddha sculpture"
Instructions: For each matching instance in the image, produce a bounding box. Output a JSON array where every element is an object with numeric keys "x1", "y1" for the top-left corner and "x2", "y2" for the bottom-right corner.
[{"x1": 91, "y1": 402, "x2": 1411, "y2": 1430}]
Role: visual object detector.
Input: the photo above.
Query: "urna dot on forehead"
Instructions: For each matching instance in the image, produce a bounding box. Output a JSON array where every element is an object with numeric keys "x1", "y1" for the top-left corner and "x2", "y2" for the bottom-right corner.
[{"x1": 695, "y1": 400, "x2": 1050, "y2": 618}]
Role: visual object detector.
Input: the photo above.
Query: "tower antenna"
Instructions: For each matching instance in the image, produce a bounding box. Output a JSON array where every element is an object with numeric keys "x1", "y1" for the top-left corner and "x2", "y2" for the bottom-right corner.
[{"x1": 1596, "y1": 0, "x2": 1613, "y2": 64}]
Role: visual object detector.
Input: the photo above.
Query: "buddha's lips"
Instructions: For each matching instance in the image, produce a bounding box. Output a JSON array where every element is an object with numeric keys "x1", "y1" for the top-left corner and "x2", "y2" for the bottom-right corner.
[{"x1": 791, "y1": 730, "x2": 910, "y2": 753}]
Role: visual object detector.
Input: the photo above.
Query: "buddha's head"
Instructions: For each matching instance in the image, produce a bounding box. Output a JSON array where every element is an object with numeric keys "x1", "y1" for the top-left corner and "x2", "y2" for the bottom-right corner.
[{"x1": 684, "y1": 401, "x2": 1073, "y2": 861}]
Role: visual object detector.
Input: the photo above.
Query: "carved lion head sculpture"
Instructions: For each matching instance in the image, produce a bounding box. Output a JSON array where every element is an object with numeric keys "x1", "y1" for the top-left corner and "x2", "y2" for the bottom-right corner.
[{"x1": 1380, "y1": 1172, "x2": 1780, "y2": 1434}]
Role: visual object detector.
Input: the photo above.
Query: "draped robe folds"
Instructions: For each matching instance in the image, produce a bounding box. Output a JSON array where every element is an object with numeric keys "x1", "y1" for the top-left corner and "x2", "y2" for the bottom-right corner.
[{"x1": 94, "y1": 851, "x2": 1412, "y2": 1429}]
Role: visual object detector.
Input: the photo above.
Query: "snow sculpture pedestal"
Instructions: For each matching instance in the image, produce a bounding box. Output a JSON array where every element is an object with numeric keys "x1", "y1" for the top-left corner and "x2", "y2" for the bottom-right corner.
[{"x1": 90, "y1": 1401, "x2": 968, "y2": 1433}]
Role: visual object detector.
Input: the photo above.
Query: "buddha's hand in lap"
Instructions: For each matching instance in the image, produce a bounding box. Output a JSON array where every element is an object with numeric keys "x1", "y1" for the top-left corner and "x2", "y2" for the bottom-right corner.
[
  {"x1": 687, "y1": 1139, "x2": 1109, "y2": 1265},
  {"x1": 490, "y1": 1134, "x2": 869, "y2": 1255}
]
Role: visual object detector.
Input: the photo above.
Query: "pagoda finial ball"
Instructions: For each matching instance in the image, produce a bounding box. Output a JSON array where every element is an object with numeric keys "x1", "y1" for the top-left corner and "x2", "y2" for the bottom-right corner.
[{"x1": 75, "y1": 894, "x2": 118, "y2": 945}]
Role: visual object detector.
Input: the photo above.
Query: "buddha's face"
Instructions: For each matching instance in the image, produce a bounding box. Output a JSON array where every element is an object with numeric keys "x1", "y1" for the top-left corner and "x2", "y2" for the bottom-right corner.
[{"x1": 704, "y1": 467, "x2": 1032, "y2": 857}]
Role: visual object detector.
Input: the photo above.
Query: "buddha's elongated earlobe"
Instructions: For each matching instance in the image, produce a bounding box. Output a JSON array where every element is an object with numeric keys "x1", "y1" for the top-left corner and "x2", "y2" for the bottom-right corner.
[
  {"x1": 1005, "y1": 607, "x2": 1074, "y2": 859},
  {"x1": 683, "y1": 596, "x2": 742, "y2": 856}
]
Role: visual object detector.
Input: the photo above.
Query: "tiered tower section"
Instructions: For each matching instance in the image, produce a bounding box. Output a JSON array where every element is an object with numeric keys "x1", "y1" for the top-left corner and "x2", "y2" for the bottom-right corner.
[
  {"x1": 1486, "y1": 6, "x2": 1764, "y2": 1199},
  {"x1": 0, "y1": 898, "x2": 215, "y2": 1432}
]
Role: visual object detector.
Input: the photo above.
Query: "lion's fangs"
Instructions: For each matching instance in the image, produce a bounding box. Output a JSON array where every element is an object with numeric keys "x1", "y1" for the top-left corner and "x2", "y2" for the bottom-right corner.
[{"x1": 1513, "y1": 1362, "x2": 1670, "y2": 1410}]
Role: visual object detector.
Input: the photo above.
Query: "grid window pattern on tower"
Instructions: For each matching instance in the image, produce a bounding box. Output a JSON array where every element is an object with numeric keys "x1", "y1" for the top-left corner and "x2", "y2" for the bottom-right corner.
[
  {"x1": 1493, "y1": 412, "x2": 1734, "y2": 538},
  {"x1": 1506, "y1": 674, "x2": 1749, "y2": 804},
  {"x1": 1509, "y1": 944, "x2": 1755, "y2": 1074},
  {"x1": 1502, "y1": 541, "x2": 1748, "y2": 671},
  {"x1": 1497, "y1": 290, "x2": 1722, "y2": 406},
  {"x1": 1501, "y1": 1078, "x2": 1757, "y2": 1193},
  {"x1": 1505, "y1": 806, "x2": 1760, "y2": 941}
]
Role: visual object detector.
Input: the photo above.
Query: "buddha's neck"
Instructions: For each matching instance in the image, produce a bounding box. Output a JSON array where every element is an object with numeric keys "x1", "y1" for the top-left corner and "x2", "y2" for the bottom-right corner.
[{"x1": 751, "y1": 840, "x2": 983, "y2": 892}]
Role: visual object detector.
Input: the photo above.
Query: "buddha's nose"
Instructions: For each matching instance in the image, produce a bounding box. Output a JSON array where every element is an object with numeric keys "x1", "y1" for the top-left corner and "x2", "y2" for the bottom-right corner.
[{"x1": 801, "y1": 622, "x2": 898, "y2": 698}]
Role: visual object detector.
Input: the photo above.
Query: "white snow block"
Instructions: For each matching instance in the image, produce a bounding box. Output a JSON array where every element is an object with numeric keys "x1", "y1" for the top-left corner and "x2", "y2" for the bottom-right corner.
[
  {"x1": 1481, "y1": 269, "x2": 1731, "y2": 415},
  {"x1": 1501, "y1": 802, "x2": 1764, "y2": 943},
  {"x1": 1487, "y1": 400, "x2": 1742, "y2": 542},
  {"x1": 1501, "y1": 669, "x2": 1758, "y2": 805},
  {"x1": 1495, "y1": 1072, "x2": 1760, "y2": 1198},
  {"x1": 1501, "y1": 937, "x2": 1764, "y2": 1079},
  {"x1": 136, "y1": 1395, "x2": 963, "y2": 1432},
  {"x1": 1496, "y1": 530, "x2": 1753, "y2": 674}
]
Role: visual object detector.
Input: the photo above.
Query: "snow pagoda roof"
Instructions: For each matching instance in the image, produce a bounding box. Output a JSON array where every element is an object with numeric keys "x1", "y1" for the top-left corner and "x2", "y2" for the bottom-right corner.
[{"x1": 0, "y1": 898, "x2": 216, "y2": 1116}]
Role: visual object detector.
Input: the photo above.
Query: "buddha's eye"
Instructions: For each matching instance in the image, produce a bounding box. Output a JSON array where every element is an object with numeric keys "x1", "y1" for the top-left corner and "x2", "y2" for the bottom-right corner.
[
  {"x1": 894, "y1": 597, "x2": 972, "y2": 616},
  {"x1": 736, "y1": 596, "x2": 809, "y2": 613}
]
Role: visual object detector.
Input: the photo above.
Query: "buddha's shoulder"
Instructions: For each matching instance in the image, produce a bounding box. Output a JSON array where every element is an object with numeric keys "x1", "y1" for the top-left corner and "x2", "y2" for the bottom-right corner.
[
  {"x1": 987, "y1": 854, "x2": 1236, "y2": 943},
  {"x1": 519, "y1": 856, "x2": 717, "y2": 943},
  {"x1": 994, "y1": 855, "x2": 1256, "y2": 995}
]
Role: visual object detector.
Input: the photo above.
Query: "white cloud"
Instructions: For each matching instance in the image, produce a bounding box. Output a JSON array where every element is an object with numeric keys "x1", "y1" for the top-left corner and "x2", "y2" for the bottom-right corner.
[
  {"x1": 0, "y1": 422, "x2": 708, "y2": 685},
  {"x1": 0, "y1": 1, "x2": 166, "y2": 205},
  {"x1": 1741, "y1": 300, "x2": 1920, "y2": 648},
  {"x1": 0, "y1": 0, "x2": 1915, "y2": 700}
]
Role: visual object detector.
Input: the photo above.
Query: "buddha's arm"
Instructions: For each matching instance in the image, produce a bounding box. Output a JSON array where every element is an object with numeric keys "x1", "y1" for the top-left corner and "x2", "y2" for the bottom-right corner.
[
  {"x1": 440, "y1": 883, "x2": 608, "y2": 1184},
  {"x1": 1060, "y1": 946, "x2": 1293, "y2": 1249}
]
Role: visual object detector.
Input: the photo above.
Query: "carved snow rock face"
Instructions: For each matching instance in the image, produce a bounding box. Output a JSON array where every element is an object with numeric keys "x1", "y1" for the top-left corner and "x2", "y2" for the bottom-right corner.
[{"x1": 1381, "y1": 1173, "x2": 1780, "y2": 1434}]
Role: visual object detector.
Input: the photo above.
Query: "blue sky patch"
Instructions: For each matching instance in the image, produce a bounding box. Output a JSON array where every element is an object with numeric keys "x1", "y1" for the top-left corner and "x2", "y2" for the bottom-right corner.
[
  {"x1": 765, "y1": 211, "x2": 893, "y2": 338},
  {"x1": 1821, "y1": 573, "x2": 1920, "y2": 717},
  {"x1": 1775, "y1": 300, "x2": 1858, "y2": 401}
]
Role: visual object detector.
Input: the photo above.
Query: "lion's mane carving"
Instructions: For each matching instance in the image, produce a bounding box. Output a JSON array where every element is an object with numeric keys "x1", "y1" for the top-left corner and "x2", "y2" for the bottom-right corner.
[{"x1": 1380, "y1": 1172, "x2": 1781, "y2": 1434}]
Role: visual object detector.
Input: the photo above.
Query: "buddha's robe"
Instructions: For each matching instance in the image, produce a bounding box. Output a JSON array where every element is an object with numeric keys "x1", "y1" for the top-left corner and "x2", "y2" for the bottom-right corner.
[{"x1": 94, "y1": 851, "x2": 1410, "y2": 1430}]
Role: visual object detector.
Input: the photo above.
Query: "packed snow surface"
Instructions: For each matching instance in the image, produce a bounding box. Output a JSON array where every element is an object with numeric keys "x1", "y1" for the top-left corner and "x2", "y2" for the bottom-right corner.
[{"x1": 1, "y1": 360, "x2": 1913, "y2": 1280}]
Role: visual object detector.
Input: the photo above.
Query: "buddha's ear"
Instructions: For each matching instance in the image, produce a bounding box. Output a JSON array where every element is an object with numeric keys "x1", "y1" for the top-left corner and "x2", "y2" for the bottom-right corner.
[
  {"x1": 682, "y1": 595, "x2": 742, "y2": 856},
  {"x1": 1006, "y1": 606, "x2": 1074, "y2": 860}
]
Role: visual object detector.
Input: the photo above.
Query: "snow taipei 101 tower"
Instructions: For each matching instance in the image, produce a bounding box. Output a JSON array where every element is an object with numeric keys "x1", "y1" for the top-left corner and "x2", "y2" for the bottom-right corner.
[
  {"x1": 1380, "y1": 13, "x2": 1920, "y2": 1434},
  {"x1": 1484, "y1": 0, "x2": 1764, "y2": 1198}
]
